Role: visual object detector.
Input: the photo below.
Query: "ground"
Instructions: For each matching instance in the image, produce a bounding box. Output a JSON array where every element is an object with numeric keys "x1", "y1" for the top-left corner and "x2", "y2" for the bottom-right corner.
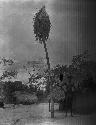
[{"x1": 0, "y1": 103, "x2": 96, "y2": 125}]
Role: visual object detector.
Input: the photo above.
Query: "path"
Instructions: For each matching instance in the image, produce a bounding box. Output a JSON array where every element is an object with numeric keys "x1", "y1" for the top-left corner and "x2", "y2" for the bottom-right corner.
[{"x1": 0, "y1": 103, "x2": 96, "y2": 125}]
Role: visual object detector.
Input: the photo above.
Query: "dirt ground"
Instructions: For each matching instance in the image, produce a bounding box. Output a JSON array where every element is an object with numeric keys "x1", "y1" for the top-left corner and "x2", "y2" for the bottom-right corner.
[{"x1": 0, "y1": 103, "x2": 96, "y2": 125}]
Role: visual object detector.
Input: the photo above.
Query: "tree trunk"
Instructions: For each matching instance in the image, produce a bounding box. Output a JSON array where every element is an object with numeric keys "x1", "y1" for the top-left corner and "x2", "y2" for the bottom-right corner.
[
  {"x1": 49, "y1": 99, "x2": 51, "y2": 112},
  {"x1": 43, "y1": 41, "x2": 54, "y2": 118},
  {"x1": 51, "y1": 97, "x2": 54, "y2": 118}
]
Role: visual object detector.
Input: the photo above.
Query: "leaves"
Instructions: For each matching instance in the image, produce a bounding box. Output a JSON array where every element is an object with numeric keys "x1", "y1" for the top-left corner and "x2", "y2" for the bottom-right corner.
[
  {"x1": 45, "y1": 50, "x2": 96, "y2": 101},
  {"x1": 33, "y1": 6, "x2": 51, "y2": 43},
  {"x1": 72, "y1": 50, "x2": 88, "y2": 70},
  {"x1": 0, "y1": 57, "x2": 18, "y2": 80}
]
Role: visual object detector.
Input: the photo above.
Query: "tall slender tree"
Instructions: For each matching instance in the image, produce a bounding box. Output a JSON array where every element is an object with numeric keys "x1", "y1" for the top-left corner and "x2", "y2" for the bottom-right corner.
[{"x1": 33, "y1": 6, "x2": 54, "y2": 118}]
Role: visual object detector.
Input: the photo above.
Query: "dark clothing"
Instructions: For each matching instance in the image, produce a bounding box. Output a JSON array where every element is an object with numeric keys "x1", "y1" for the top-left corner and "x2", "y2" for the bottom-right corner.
[
  {"x1": 65, "y1": 89, "x2": 73, "y2": 116},
  {"x1": 0, "y1": 101, "x2": 4, "y2": 108}
]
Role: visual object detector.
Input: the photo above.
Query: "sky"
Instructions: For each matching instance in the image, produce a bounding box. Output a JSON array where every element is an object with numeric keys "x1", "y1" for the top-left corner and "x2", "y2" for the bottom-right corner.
[{"x1": 0, "y1": 0, "x2": 96, "y2": 69}]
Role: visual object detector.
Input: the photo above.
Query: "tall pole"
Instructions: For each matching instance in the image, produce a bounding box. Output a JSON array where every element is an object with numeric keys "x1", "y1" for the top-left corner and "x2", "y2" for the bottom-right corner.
[{"x1": 43, "y1": 41, "x2": 54, "y2": 118}]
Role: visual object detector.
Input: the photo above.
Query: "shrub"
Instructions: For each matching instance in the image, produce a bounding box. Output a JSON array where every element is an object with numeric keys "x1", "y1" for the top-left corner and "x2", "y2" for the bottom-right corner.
[{"x1": 14, "y1": 91, "x2": 38, "y2": 105}]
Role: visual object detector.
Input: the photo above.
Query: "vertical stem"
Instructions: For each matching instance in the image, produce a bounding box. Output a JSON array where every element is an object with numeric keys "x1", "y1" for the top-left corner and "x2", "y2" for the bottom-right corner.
[
  {"x1": 49, "y1": 98, "x2": 51, "y2": 112},
  {"x1": 43, "y1": 41, "x2": 54, "y2": 118},
  {"x1": 43, "y1": 41, "x2": 50, "y2": 70}
]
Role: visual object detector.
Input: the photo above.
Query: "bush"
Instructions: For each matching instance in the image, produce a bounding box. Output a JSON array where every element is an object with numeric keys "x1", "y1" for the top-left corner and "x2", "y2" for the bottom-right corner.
[
  {"x1": 14, "y1": 91, "x2": 38, "y2": 105},
  {"x1": 3, "y1": 81, "x2": 35, "y2": 104}
]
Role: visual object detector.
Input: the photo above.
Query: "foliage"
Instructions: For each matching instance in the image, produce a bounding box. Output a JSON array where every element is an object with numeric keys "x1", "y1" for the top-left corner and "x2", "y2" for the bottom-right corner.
[
  {"x1": 23, "y1": 59, "x2": 46, "y2": 92},
  {"x1": 71, "y1": 50, "x2": 88, "y2": 70},
  {"x1": 3, "y1": 81, "x2": 25, "y2": 103},
  {"x1": 14, "y1": 91, "x2": 38, "y2": 105},
  {"x1": 33, "y1": 5, "x2": 51, "y2": 43},
  {"x1": 0, "y1": 57, "x2": 18, "y2": 81},
  {"x1": 3, "y1": 81, "x2": 38, "y2": 103},
  {"x1": 3, "y1": 79, "x2": 46, "y2": 104},
  {"x1": 45, "y1": 51, "x2": 96, "y2": 102},
  {"x1": 0, "y1": 57, "x2": 47, "y2": 103},
  {"x1": 71, "y1": 51, "x2": 96, "y2": 91}
]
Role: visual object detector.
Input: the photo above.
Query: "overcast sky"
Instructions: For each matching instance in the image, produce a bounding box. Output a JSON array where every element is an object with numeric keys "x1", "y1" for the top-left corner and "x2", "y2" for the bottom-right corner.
[{"x1": 0, "y1": 0, "x2": 96, "y2": 68}]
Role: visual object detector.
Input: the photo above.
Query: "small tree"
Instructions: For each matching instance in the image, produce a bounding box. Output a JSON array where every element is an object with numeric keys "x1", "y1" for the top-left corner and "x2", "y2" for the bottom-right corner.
[{"x1": 33, "y1": 6, "x2": 54, "y2": 118}]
